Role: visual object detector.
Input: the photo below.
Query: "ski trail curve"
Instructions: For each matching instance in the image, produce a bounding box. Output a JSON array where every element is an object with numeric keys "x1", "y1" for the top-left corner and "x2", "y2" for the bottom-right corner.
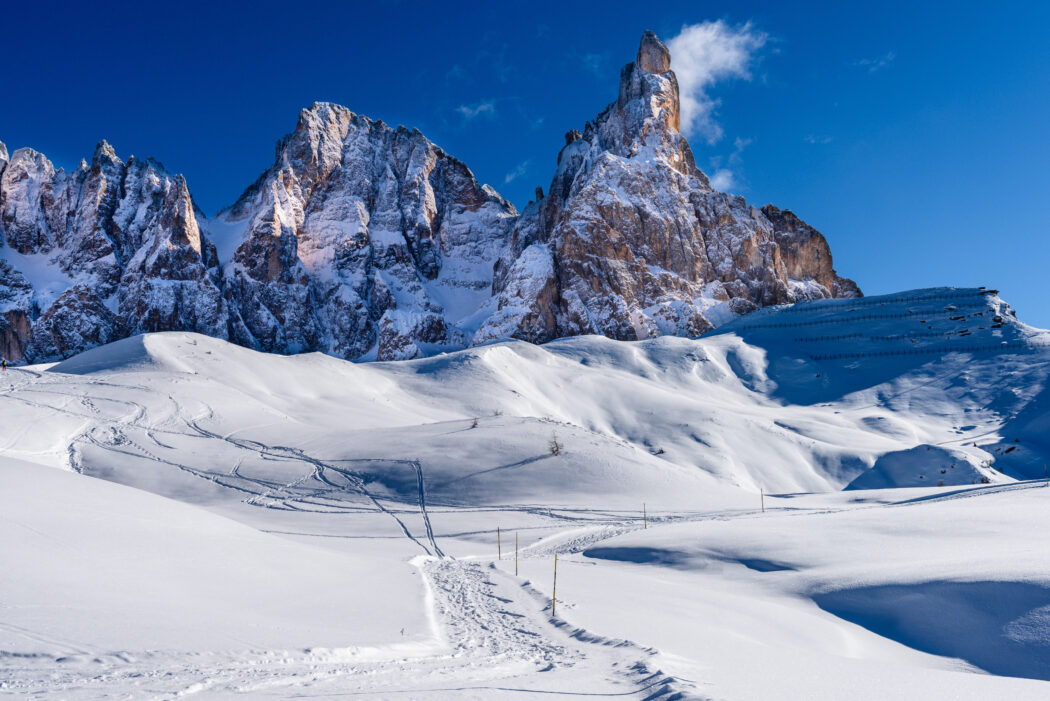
[{"x1": 414, "y1": 459, "x2": 444, "y2": 558}]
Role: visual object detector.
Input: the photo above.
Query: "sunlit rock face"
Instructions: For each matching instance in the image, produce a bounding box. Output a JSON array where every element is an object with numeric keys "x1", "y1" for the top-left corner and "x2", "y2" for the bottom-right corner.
[
  {"x1": 475, "y1": 31, "x2": 859, "y2": 345},
  {"x1": 215, "y1": 102, "x2": 518, "y2": 360}
]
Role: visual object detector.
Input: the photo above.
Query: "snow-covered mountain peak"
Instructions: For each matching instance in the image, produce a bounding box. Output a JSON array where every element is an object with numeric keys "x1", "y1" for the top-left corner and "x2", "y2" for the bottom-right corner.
[
  {"x1": 0, "y1": 31, "x2": 859, "y2": 364},
  {"x1": 607, "y1": 30, "x2": 691, "y2": 170},
  {"x1": 91, "y1": 139, "x2": 120, "y2": 167},
  {"x1": 213, "y1": 101, "x2": 519, "y2": 360},
  {"x1": 475, "y1": 31, "x2": 857, "y2": 347}
]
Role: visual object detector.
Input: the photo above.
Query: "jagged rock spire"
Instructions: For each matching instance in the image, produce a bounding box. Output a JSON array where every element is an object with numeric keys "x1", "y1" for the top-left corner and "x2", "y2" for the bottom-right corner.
[
  {"x1": 636, "y1": 30, "x2": 671, "y2": 73},
  {"x1": 476, "y1": 29, "x2": 859, "y2": 347},
  {"x1": 92, "y1": 139, "x2": 119, "y2": 167}
]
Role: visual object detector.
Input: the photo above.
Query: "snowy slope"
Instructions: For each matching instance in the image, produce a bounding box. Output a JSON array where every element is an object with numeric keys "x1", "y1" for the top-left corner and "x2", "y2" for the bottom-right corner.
[
  {"x1": 3, "y1": 285, "x2": 1050, "y2": 697},
  {"x1": 540, "y1": 482, "x2": 1050, "y2": 699},
  {"x1": 0, "y1": 457, "x2": 425, "y2": 654}
]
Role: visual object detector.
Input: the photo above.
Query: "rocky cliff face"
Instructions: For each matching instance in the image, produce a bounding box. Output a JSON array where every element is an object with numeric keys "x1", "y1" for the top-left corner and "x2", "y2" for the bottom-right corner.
[
  {"x1": 0, "y1": 31, "x2": 858, "y2": 363},
  {"x1": 215, "y1": 102, "x2": 518, "y2": 360},
  {"x1": 0, "y1": 141, "x2": 227, "y2": 361},
  {"x1": 474, "y1": 31, "x2": 859, "y2": 345}
]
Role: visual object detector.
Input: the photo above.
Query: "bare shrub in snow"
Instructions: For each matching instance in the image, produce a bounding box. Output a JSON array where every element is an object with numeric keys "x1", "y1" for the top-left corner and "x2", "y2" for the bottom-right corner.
[{"x1": 549, "y1": 432, "x2": 563, "y2": 456}]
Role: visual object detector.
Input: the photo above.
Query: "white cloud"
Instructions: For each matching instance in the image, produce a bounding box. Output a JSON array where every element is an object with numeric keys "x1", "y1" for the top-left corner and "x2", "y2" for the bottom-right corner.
[
  {"x1": 666, "y1": 20, "x2": 767, "y2": 144},
  {"x1": 856, "y1": 51, "x2": 895, "y2": 73},
  {"x1": 709, "y1": 168, "x2": 735, "y2": 192},
  {"x1": 729, "y1": 136, "x2": 751, "y2": 163},
  {"x1": 706, "y1": 137, "x2": 750, "y2": 192},
  {"x1": 504, "y1": 160, "x2": 531, "y2": 184},
  {"x1": 805, "y1": 134, "x2": 834, "y2": 145},
  {"x1": 455, "y1": 101, "x2": 496, "y2": 120}
]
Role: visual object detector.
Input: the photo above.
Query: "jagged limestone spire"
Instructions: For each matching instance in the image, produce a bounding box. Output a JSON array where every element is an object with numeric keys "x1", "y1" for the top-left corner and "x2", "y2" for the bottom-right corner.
[
  {"x1": 636, "y1": 30, "x2": 671, "y2": 74},
  {"x1": 92, "y1": 139, "x2": 120, "y2": 168}
]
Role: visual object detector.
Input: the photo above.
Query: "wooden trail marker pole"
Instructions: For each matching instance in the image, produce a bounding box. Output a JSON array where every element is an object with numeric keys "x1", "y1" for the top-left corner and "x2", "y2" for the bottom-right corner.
[
  {"x1": 498, "y1": 526, "x2": 501, "y2": 560},
  {"x1": 552, "y1": 554, "x2": 558, "y2": 616},
  {"x1": 643, "y1": 502, "x2": 647, "y2": 529},
  {"x1": 761, "y1": 489, "x2": 765, "y2": 513},
  {"x1": 515, "y1": 532, "x2": 518, "y2": 576}
]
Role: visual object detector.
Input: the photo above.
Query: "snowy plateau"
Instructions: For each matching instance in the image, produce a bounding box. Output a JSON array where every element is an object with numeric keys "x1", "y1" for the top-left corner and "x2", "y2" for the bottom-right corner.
[
  {"x1": 3, "y1": 286, "x2": 1050, "y2": 699},
  {"x1": 3, "y1": 31, "x2": 1050, "y2": 701}
]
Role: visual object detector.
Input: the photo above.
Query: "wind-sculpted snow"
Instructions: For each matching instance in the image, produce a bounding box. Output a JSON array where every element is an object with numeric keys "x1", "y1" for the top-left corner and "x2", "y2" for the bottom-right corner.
[{"x1": 0, "y1": 31, "x2": 858, "y2": 365}]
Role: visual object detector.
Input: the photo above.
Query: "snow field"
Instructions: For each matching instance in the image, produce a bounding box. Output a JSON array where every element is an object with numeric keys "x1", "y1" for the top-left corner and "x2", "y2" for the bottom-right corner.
[{"x1": 3, "y1": 286, "x2": 1050, "y2": 697}]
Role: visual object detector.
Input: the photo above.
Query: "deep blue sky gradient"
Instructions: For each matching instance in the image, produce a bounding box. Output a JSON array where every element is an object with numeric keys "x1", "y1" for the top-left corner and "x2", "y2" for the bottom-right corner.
[{"x1": 3, "y1": 1, "x2": 1047, "y2": 325}]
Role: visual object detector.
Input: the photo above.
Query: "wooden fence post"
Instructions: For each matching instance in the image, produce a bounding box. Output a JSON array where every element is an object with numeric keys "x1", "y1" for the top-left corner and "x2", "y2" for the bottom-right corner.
[{"x1": 552, "y1": 554, "x2": 558, "y2": 616}]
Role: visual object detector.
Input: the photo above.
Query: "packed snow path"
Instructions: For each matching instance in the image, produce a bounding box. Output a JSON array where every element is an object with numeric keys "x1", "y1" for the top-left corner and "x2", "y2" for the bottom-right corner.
[{"x1": 3, "y1": 558, "x2": 694, "y2": 699}]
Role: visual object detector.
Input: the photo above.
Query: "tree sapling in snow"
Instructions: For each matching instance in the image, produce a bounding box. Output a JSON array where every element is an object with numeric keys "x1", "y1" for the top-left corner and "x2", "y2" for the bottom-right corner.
[{"x1": 549, "y1": 432, "x2": 563, "y2": 456}]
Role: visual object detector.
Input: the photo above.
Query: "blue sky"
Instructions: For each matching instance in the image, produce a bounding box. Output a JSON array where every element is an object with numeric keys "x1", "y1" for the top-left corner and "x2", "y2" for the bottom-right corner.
[{"x1": 3, "y1": 1, "x2": 1047, "y2": 325}]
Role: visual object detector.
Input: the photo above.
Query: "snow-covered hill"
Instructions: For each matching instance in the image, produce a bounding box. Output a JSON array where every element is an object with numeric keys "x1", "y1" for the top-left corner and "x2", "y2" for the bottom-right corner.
[{"x1": 4, "y1": 286, "x2": 1045, "y2": 496}]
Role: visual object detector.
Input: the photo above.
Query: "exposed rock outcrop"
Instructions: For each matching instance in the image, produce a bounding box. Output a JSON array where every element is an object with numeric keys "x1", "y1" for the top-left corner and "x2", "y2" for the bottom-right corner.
[
  {"x1": 0, "y1": 143, "x2": 227, "y2": 361},
  {"x1": 24, "y1": 285, "x2": 126, "y2": 362},
  {"x1": 215, "y1": 103, "x2": 518, "y2": 360},
  {"x1": 475, "y1": 31, "x2": 859, "y2": 345}
]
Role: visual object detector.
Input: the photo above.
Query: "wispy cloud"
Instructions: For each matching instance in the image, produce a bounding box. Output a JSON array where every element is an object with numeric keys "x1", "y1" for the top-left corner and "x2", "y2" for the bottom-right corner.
[
  {"x1": 855, "y1": 51, "x2": 895, "y2": 73},
  {"x1": 580, "y1": 52, "x2": 608, "y2": 76},
  {"x1": 804, "y1": 134, "x2": 834, "y2": 145},
  {"x1": 708, "y1": 169, "x2": 735, "y2": 191},
  {"x1": 707, "y1": 137, "x2": 752, "y2": 193},
  {"x1": 729, "y1": 136, "x2": 751, "y2": 163},
  {"x1": 478, "y1": 41, "x2": 513, "y2": 83},
  {"x1": 444, "y1": 64, "x2": 466, "y2": 83},
  {"x1": 455, "y1": 101, "x2": 497, "y2": 121},
  {"x1": 666, "y1": 20, "x2": 768, "y2": 144},
  {"x1": 504, "y1": 160, "x2": 531, "y2": 184}
]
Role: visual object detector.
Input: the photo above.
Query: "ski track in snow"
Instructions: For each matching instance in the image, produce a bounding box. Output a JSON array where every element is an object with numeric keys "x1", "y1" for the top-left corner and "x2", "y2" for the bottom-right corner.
[
  {"x1": 4, "y1": 559, "x2": 696, "y2": 699},
  {"x1": 1, "y1": 370, "x2": 703, "y2": 699}
]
